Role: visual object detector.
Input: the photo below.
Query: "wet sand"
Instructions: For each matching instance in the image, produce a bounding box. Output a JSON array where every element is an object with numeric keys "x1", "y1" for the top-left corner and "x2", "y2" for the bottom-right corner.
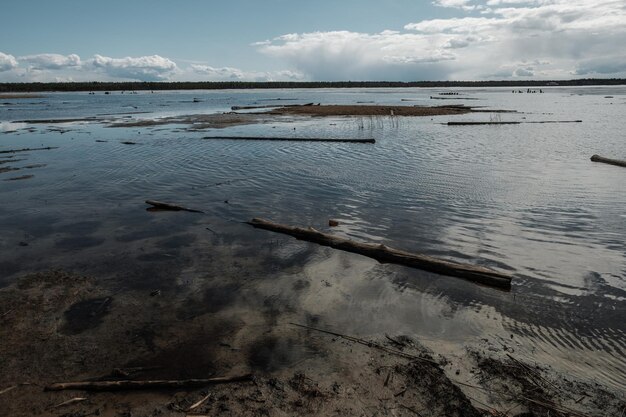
[
  {"x1": 1, "y1": 269, "x2": 623, "y2": 417},
  {"x1": 107, "y1": 104, "x2": 482, "y2": 130}
]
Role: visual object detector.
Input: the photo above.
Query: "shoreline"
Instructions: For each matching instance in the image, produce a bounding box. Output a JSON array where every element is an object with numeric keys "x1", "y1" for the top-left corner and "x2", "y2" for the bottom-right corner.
[
  {"x1": 1, "y1": 79, "x2": 625, "y2": 93},
  {"x1": 1, "y1": 269, "x2": 623, "y2": 416}
]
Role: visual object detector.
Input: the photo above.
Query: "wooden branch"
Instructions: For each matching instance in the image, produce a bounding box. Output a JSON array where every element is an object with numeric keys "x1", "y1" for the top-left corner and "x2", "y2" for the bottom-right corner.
[
  {"x1": 447, "y1": 121, "x2": 520, "y2": 125},
  {"x1": 51, "y1": 397, "x2": 87, "y2": 409},
  {"x1": 447, "y1": 120, "x2": 581, "y2": 126},
  {"x1": 45, "y1": 374, "x2": 252, "y2": 391},
  {"x1": 290, "y1": 322, "x2": 436, "y2": 363},
  {"x1": 0, "y1": 147, "x2": 59, "y2": 154},
  {"x1": 202, "y1": 136, "x2": 375, "y2": 144},
  {"x1": 145, "y1": 200, "x2": 204, "y2": 213},
  {"x1": 590, "y1": 154, "x2": 626, "y2": 168},
  {"x1": 247, "y1": 218, "x2": 512, "y2": 289}
]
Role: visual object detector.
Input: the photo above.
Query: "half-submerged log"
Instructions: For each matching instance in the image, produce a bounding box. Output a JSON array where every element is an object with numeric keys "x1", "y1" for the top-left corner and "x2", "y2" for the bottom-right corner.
[
  {"x1": 447, "y1": 121, "x2": 520, "y2": 125},
  {"x1": 590, "y1": 154, "x2": 626, "y2": 168},
  {"x1": 247, "y1": 218, "x2": 512, "y2": 290},
  {"x1": 145, "y1": 200, "x2": 204, "y2": 213},
  {"x1": 45, "y1": 374, "x2": 252, "y2": 391},
  {"x1": 0, "y1": 146, "x2": 59, "y2": 154},
  {"x1": 202, "y1": 136, "x2": 375, "y2": 144}
]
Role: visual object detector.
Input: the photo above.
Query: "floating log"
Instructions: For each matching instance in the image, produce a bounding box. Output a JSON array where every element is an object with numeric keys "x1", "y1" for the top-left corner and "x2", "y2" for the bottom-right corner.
[
  {"x1": 430, "y1": 96, "x2": 479, "y2": 100},
  {"x1": 447, "y1": 120, "x2": 582, "y2": 126},
  {"x1": 247, "y1": 218, "x2": 512, "y2": 289},
  {"x1": 525, "y1": 120, "x2": 582, "y2": 124},
  {"x1": 590, "y1": 154, "x2": 626, "y2": 168},
  {"x1": 45, "y1": 374, "x2": 252, "y2": 391},
  {"x1": 232, "y1": 102, "x2": 318, "y2": 111},
  {"x1": 145, "y1": 200, "x2": 204, "y2": 213},
  {"x1": 0, "y1": 146, "x2": 59, "y2": 154},
  {"x1": 447, "y1": 121, "x2": 520, "y2": 125},
  {"x1": 202, "y1": 136, "x2": 375, "y2": 144},
  {"x1": 231, "y1": 105, "x2": 279, "y2": 110}
]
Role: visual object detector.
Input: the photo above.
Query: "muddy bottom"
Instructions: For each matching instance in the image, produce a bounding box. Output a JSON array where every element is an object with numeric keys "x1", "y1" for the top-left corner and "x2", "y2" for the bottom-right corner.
[{"x1": 0, "y1": 270, "x2": 622, "y2": 417}]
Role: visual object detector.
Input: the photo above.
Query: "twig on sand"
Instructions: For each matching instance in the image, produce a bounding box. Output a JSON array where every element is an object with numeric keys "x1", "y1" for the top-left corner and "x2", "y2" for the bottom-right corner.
[
  {"x1": 51, "y1": 397, "x2": 87, "y2": 409},
  {"x1": 521, "y1": 396, "x2": 591, "y2": 417},
  {"x1": 290, "y1": 322, "x2": 437, "y2": 364},
  {"x1": 187, "y1": 392, "x2": 212, "y2": 412},
  {"x1": 145, "y1": 200, "x2": 204, "y2": 213},
  {"x1": 0, "y1": 385, "x2": 17, "y2": 395},
  {"x1": 45, "y1": 374, "x2": 253, "y2": 391},
  {"x1": 398, "y1": 404, "x2": 425, "y2": 416}
]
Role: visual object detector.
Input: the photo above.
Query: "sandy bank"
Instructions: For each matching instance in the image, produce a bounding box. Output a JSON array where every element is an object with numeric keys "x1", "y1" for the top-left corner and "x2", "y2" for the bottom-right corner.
[{"x1": 1, "y1": 269, "x2": 622, "y2": 417}]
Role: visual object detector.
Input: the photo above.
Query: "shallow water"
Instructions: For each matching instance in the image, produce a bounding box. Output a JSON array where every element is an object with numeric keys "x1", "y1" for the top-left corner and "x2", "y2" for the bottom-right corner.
[{"x1": 1, "y1": 87, "x2": 625, "y2": 390}]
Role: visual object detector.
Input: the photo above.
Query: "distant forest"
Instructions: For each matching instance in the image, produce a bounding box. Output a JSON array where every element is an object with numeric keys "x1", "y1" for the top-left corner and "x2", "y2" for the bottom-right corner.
[{"x1": 1, "y1": 79, "x2": 625, "y2": 92}]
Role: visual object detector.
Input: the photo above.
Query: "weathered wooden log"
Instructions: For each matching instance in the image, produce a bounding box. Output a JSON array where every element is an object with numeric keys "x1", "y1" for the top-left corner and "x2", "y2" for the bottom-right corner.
[
  {"x1": 447, "y1": 120, "x2": 581, "y2": 126},
  {"x1": 145, "y1": 200, "x2": 204, "y2": 213},
  {"x1": 0, "y1": 146, "x2": 59, "y2": 154},
  {"x1": 202, "y1": 136, "x2": 375, "y2": 143},
  {"x1": 231, "y1": 105, "x2": 279, "y2": 110},
  {"x1": 45, "y1": 374, "x2": 252, "y2": 391},
  {"x1": 447, "y1": 121, "x2": 520, "y2": 125},
  {"x1": 247, "y1": 218, "x2": 512, "y2": 290},
  {"x1": 590, "y1": 154, "x2": 626, "y2": 168}
]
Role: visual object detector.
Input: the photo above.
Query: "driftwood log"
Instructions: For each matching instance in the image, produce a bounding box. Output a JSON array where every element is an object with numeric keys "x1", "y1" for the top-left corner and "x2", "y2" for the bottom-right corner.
[
  {"x1": 45, "y1": 374, "x2": 252, "y2": 391},
  {"x1": 247, "y1": 218, "x2": 512, "y2": 290},
  {"x1": 590, "y1": 154, "x2": 626, "y2": 168},
  {"x1": 0, "y1": 146, "x2": 59, "y2": 154},
  {"x1": 447, "y1": 120, "x2": 581, "y2": 126},
  {"x1": 145, "y1": 200, "x2": 204, "y2": 213},
  {"x1": 202, "y1": 136, "x2": 375, "y2": 143},
  {"x1": 447, "y1": 121, "x2": 520, "y2": 125}
]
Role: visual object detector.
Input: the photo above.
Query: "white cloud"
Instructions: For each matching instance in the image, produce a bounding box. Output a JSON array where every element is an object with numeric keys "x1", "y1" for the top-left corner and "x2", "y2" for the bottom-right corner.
[
  {"x1": 257, "y1": 0, "x2": 626, "y2": 80},
  {"x1": 18, "y1": 53, "x2": 81, "y2": 69},
  {"x1": 258, "y1": 30, "x2": 460, "y2": 80},
  {"x1": 433, "y1": 0, "x2": 477, "y2": 11},
  {"x1": 0, "y1": 52, "x2": 18, "y2": 72},
  {"x1": 90, "y1": 54, "x2": 178, "y2": 81},
  {"x1": 515, "y1": 67, "x2": 534, "y2": 76},
  {"x1": 574, "y1": 55, "x2": 626, "y2": 75},
  {"x1": 189, "y1": 64, "x2": 304, "y2": 81}
]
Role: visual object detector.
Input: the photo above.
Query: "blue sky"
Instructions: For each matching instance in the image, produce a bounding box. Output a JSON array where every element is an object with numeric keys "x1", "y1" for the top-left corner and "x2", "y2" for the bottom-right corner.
[{"x1": 1, "y1": 0, "x2": 625, "y2": 81}]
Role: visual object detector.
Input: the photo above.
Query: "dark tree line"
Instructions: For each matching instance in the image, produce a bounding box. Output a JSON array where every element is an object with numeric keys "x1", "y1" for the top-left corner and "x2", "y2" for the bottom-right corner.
[{"x1": 1, "y1": 79, "x2": 624, "y2": 92}]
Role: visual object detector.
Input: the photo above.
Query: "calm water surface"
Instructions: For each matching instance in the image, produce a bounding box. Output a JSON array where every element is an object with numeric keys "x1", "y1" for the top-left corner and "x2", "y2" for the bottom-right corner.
[{"x1": 1, "y1": 87, "x2": 624, "y2": 389}]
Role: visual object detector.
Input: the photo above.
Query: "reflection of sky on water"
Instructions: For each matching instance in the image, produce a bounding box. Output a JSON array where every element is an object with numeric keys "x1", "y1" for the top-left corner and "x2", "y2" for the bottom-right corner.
[{"x1": 0, "y1": 86, "x2": 624, "y2": 390}]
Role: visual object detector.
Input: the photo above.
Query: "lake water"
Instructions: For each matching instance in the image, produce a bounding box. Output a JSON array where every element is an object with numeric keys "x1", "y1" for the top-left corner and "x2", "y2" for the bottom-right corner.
[{"x1": 1, "y1": 87, "x2": 624, "y2": 391}]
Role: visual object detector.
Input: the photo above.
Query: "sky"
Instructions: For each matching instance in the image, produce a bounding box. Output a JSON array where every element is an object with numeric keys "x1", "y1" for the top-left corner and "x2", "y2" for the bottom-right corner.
[{"x1": 1, "y1": 0, "x2": 625, "y2": 82}]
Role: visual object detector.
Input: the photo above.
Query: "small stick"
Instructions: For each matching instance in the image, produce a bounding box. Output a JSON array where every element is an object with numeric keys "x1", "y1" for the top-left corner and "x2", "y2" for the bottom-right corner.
[
  {"x1": 145, "y1": 200, "x2": 204, "y2": 213},
  {"x1": 290, "y1": 322, "x2": 436, "y2": 364},
  {"x1": 45, "y1": 374, "x2": 252, "y2": 391},
  {"x1": 187, "y1": 392, "x2": 212, "y2": 411},
  {"x1": 0, "y1": 385, "x2": 17, "y2": 395},
  {"x1": 51, "y1": 397, "x2": 87, "y2": 409},
  {"x1": 398, "y1": 404, "x2": 424, "y2": 416}
]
